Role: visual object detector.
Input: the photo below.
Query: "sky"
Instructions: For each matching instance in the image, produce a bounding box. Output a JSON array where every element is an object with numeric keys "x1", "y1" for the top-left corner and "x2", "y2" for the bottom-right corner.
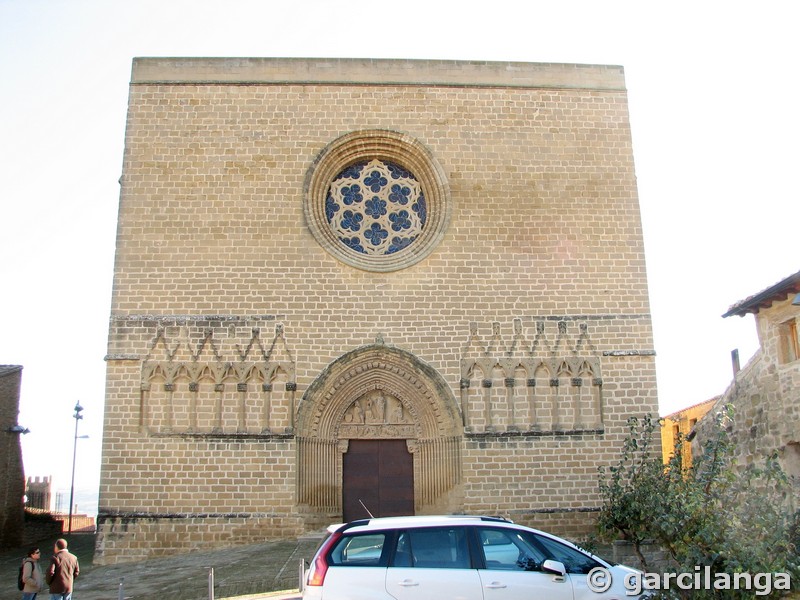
[{"x1": 1, "y1": 0, "x2": 798, "y2": 515}]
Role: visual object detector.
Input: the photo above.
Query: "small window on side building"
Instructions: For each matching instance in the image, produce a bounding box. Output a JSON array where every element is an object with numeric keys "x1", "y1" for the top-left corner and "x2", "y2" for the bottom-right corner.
[{"x1": 778, "y1": 318, "x2": 799, "y2": 364}]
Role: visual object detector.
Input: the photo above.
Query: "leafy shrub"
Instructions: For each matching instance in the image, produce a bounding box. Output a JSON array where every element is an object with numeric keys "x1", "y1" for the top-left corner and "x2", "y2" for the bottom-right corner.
[{"x1": 597, "y1": 407, "x2": 798, "y2": 598}]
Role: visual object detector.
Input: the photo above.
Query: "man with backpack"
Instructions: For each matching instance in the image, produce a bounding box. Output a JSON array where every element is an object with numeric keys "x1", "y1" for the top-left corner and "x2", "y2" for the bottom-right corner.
[
  {"x1": 19, "y1": 546, "x2": 44, "y2": 599},
  {"x1": 46, "y1": 539, "x2": 79, "y2": 600}
]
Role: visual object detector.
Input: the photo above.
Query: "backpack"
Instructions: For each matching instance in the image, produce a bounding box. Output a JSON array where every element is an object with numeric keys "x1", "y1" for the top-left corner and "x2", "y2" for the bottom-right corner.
[{"x1": 17, "y1": 559, "x2": 32, "y2": 591}]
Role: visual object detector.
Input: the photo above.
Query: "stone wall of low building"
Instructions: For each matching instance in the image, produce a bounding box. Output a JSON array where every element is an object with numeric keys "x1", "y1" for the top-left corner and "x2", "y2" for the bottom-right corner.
[{"x1": 661, "y1": 398, "x2": 717, "y2": 468}]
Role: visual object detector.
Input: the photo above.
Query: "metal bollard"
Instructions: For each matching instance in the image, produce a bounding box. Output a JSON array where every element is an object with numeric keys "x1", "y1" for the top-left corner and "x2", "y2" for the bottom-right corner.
[
  {"x1": 298, "y1": 558, "x2": 306, "y2": 592},
  {"x1": 207, "y1": 567, "x2": 215, "y2": 600},
  {"x1": 118, "y1": 577, "x2": 124, "y2": 600}
]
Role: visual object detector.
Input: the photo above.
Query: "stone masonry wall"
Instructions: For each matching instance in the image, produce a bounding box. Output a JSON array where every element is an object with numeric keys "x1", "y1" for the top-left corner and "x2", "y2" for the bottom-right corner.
[
  {"x1": 694, "y1": 296, "x2": 800, "y2": 484},
  {"x1": 98, "y1": 58, "x2": 659, "y2": 563},
  {"x1": 0, "y1": 365, "x2": 25, "y2": 549}
]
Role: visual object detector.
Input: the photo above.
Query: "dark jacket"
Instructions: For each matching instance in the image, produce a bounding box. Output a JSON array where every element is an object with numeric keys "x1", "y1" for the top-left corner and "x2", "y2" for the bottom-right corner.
[{"x1": 47, "y1": 549, "x2": 80, "y2": 593}]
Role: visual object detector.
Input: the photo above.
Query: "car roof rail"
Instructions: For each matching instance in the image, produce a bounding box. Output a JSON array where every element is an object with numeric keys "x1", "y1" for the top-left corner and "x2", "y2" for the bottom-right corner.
[
  {"x1": 333, "y1": 519, "x2": 371, "y2": 533},
  {"x1": 478, "y1": 515, "x2": 513, "y2": 523},
  {"x1": 334, "y1": 514, "x2": 514, "y2": 533},
  {"x1": 437, "y1": 514, "x2": 514, "y2": 523}
]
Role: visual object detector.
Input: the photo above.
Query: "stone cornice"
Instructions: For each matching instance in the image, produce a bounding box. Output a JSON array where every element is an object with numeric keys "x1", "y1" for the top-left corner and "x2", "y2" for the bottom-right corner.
[{"x1": 131, "y1": 57, "x2": 627, "y2": 91}]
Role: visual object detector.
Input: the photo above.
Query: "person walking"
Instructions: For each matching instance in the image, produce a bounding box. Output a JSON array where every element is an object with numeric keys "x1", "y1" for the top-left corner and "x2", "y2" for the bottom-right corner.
[
  {"x1": 20, "y1": 547, "x2": 44, "y2": 600},
  {"x1": 46, "y1": 539, "x2": 79, "y2": 600}
]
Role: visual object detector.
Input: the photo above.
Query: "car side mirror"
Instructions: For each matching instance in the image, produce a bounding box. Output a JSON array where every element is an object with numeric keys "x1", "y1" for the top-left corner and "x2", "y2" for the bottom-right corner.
[{"x1": 542, "y1": 559, "x2": 566, "y2": 578}]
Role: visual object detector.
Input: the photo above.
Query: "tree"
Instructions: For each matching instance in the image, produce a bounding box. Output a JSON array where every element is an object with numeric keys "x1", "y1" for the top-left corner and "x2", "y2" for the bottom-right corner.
[{"x1": 597, "y1": 407, "x2": 798, "y2": 598}]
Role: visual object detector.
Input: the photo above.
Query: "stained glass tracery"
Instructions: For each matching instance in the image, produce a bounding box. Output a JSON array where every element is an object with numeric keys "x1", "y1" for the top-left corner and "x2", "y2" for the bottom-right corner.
[{"x1": 325, "y1": 159, "x2": 427, "y2": 256}]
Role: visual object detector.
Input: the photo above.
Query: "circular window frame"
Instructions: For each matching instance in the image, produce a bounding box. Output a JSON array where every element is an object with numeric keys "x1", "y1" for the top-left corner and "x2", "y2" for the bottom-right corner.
[{"x1": 303, "y1": 130, "x2": 451, "y2": 272}]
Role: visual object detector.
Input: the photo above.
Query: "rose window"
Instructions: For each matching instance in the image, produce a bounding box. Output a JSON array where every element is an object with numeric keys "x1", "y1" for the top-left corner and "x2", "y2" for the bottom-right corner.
[
  {"x1": 303, "y1": 130, "x2": 450, "y2": 272},
  {"x1": 325, "y1": 159, "x2": 427, "y2": 256}
]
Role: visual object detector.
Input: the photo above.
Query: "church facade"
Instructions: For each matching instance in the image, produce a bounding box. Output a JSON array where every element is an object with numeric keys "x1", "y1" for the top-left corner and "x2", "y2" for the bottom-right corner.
[{"x1": 97, "y1": 58, "x2": 658, "y2": 563}]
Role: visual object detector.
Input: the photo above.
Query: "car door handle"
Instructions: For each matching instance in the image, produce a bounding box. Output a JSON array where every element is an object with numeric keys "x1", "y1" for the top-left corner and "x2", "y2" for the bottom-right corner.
[
  {"x1": 397, "y1": 579, "x2": 419, "y2": 587},
  {"x1": 485, "y1": 581, "x2": 507, "y2": 589}
]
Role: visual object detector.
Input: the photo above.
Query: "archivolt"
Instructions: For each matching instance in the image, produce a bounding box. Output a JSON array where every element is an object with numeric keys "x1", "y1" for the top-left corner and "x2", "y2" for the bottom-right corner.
[{"x1": 296, "y1": 343, "x2": 462, "y2": 440}]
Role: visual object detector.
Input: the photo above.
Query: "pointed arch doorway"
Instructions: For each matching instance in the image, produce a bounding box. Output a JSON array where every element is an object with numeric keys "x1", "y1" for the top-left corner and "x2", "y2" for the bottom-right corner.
[{"x1": 295, "y1": 342, "x2": 464, "y2": 524}]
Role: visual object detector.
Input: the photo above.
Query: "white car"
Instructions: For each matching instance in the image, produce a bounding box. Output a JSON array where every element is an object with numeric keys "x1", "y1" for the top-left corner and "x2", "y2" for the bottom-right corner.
[{"x1": 303, "y1": 515, "x2": 642, "y2": 599}]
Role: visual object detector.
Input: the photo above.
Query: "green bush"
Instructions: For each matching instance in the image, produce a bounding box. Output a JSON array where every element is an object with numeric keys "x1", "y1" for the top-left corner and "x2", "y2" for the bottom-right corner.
[{"x1": 597, "y1": 407, "x2": 798, "y2": 598}]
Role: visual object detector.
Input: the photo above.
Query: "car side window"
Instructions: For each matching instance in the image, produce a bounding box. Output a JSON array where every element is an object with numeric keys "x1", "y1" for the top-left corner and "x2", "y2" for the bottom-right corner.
[
  {"x1": 532, "y1": 534, "x2": 602, "y2": 574},
  {"x1": 393, "y1": 527, "x2": 471, "y2": 569},
  {"x1": 477, "y1": 527, "x2": 547, "y2": 571},
  {"x1": 329, "y1": 533, "x2": 387, "y2": 567}
]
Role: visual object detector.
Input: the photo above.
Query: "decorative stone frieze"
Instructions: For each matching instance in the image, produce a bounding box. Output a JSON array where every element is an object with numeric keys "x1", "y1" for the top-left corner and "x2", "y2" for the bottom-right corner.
[
  {"x1": 460, "y1": 320, "x2": 604, "y2": 433},
  {"x1": 139, "y1": 321, "x2": 296, "y2": 436}
]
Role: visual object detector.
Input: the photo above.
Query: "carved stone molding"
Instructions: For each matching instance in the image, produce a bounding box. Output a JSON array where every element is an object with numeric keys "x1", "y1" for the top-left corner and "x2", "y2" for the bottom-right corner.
[
  {"x1": 296, "y1": 343, "x2": 463, "y2": 513},
  {"x1": 139, "y1": 322, "x2": 297, "y2": 436},
  {"x1": 460, "y1": 320, "x2": 605, "y2": 433},
  {"x1": 297, "y1": 343, "x2": 461, "y2": 441}
]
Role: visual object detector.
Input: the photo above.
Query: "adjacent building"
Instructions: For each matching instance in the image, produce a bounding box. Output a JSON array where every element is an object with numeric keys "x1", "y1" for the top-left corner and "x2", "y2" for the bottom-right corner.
[
  {"x1": 660, "y1": 398, "x2": 717, "y2": 468},
  {"x1": 693, "y1": 270, "x2": 800, "y2": 486}
]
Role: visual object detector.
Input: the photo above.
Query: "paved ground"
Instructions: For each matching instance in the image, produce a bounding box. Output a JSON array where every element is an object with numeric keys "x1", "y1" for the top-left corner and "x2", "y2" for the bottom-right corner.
[
  {"x1": 0, "y1": 532, "x2": 321, "y2": 600},
  {"x1": 6, "y1": 533, "x2": 800, "y2": 600}
]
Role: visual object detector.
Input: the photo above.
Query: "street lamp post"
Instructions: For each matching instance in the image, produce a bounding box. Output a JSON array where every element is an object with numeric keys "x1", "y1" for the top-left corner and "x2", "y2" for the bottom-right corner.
[{"x1": 68, "y1": 402, "x2": 84, "y2": 534}]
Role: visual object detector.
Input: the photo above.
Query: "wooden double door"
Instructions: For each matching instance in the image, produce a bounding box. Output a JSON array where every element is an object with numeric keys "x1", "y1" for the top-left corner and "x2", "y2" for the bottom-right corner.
[{"x1": 342, "y1": 439, "x2": 414, "y2": 522}]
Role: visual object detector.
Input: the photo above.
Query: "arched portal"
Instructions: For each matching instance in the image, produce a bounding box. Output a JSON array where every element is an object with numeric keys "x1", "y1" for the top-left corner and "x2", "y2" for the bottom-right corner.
[{"x1": 296, "y1": 343, "x2": 463, "y2": 522}]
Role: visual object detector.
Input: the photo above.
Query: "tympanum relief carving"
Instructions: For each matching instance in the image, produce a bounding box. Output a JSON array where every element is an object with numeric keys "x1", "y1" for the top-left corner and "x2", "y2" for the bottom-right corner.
[{"x1": 338, "y1": 390, "x2": 416, "y2": 439}]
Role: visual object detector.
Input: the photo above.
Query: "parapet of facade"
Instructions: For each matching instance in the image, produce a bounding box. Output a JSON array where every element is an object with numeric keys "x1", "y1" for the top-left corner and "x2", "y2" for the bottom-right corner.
[
  {"x1": 694, "y1": 270, "x2": 800, "y2": 484},
  {"x1": 98, "y1": 57, "x2": 658, "y2": 563}
]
